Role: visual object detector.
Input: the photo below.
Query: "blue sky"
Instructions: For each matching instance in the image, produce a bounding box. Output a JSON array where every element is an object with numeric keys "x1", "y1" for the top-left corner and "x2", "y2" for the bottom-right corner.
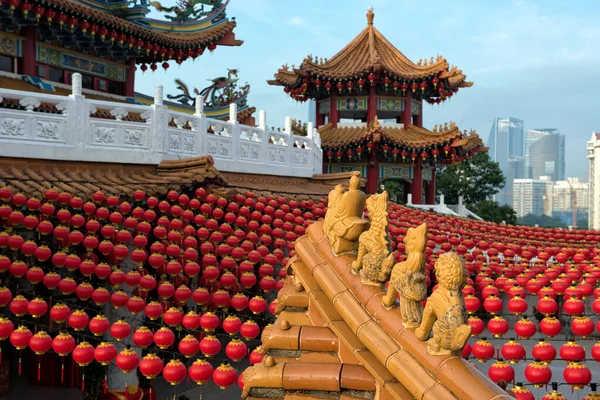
[{"x1": 136, "y1": 0, "x2": 600, "y2": 179}]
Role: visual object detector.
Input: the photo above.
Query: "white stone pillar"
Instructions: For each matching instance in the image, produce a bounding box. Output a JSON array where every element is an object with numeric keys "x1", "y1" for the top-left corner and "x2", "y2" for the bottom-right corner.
[
  {"x1": 229, "y1": 103, "x2": 238, "y2": 124},
  {"x1": 195, "y1": 95, "x2": 204, "y2": 115},
  {"x1": 259, "y1": 110, "x2": 267, "y2": 130},
  {"x1": 284, "y1": 116, "x2": 292, "y2": 134},
  {"x1": 71, "y1": 73, "x2": 82, "y2": 96},
  {"x1": 307, "y1": 122, "x2": 314, "y2": 139},
  {"x1": 407, "y1": 193, "x2": 413, "y2": 205},
  {"x1": 154, "y1": 84, "x2": 164, "y2": 105}
]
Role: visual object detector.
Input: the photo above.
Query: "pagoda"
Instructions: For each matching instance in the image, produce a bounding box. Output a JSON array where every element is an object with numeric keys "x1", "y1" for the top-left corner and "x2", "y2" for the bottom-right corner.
[
  {"x1": 268, "y1": 6, "x2": 486, "y2": 202},
  {"x1": 0, "y1": 0, "x2": 241, "y2": 97}
]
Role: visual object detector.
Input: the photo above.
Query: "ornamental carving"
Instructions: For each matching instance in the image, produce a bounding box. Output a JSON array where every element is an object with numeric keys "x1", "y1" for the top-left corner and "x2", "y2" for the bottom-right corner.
[
  {"x1": 173, "y1": 117, "x2": 187, "y2": 129},
  {"x1": 351, "y1": 191, "x2": 394, "y2": 285},
  {"x1": 0, "y1": 118, "x2": 25, "y2": 137},
  {"x1": 110, "y1": 107, "x2": 129, "y2": 121},
  {"x1": 94, "y1": 127, "x2": 116, "y2": 143},
  {"x1": 322, "y1": 172, "x2": 369, "y2": 255},
  {"x1": 150, "y1": 0, "x2": 223, "y2": 22},
  {"x1": 382, "y1": 223, "x2": 427, "y2": 328},
  {"x1": 124, "y1": 129, "x2": 144, "y2": 146},
  {"x1": 36, "y1": 120, "x2": 60, "y2": 140},
  {"x1": 415, "y1": 252, "x2": 472, "y2": 355},
  {"x1": 207, "y1": 139, "x2": 218, "y2": 155},
  {"x1": 183, "y1": 136, "x2": 194, "y2": 152},
  {"x1": 169, "y1": 134, "x2": 181, "y2": 150}
]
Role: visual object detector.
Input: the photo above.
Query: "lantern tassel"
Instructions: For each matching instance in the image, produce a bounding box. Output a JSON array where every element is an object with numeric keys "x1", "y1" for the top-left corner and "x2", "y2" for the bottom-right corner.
[
  {"x1": 0, "y1": 348, "x2": 2, "y2": 365},
  {"x1": 61, "y1": 358, "x2": 65, "y2": 383},
  {"x1": 81, "y1": 370, "x2": 85, "y2": 392},
  {"x1": 104, "y1": 374, "x2": 108, "y2": 394},
  {"x1": 38, "y1": 358, "x2": 41, "y2": 381},
  {"x1": 18, "y1": 354, "x2": 22, "y2": 375}
]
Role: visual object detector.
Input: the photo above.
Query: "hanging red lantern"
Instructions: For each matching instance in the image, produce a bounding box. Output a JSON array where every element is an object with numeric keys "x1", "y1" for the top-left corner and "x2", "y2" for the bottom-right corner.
[
  {"x1": 154, "y1": 327, "x2": 175, "y2": 349},
  {"x1": 467, "y1": 316, "x2": 485, "y2": 337},
  {"x1": 200, "y1": 312, "x2": 220, "y2": 332},
  {"x1": 514, "y1": 316, "x2": 537, "y2": 339},
  {"x1": 133, "y1": 326, "x2": 154, "y2": 349},
  {"x1": 89, "y1": 314, "x2": 110, "y2": 336},
  {"x1": 483, "y1": 294, "x2": 502, "y2": 315},
  {"x1": 212, "y1": 363, "x2": 237, "y2": 390},
  {"x1": 487, "y1": 359, "x2": 514, "y2": 384},
  {"x1": 563, "y1": 361, "x2": 591, "y2": 390},
  {"x1": 249, "y1": 296, "x2": 267, "y2": 314},
  {"x1": 571, "y1": 316, "x2": 594, "y2": 338},
  {"x1": 507, "y1": 294, "x2": 527, "y2": 315},
  {"x1": 223, "y1": 316, "x2": 242, "y2": 336},
  {"x1": 200, "y1": 335, "x2": 222, "y2": 357},
  {"x1": 163, "y1": 307, "x2": 184, "y2": 327},
  {"x1": 116, "y1": 347, "x2": 139, "y2": 374},
  {"x1": 560, "y1": 340, "x2": 585, "y2": 362},
  {"x1": 512, "y1": 383, "x2": 534, "y2": 400},
  {"x1": 178, "y1": 334, "x2": 199, "y2": 358},
  {"x1": 110, "y1": 319, "x2": 131, "y2": 342},
  {"x1": 27, "y1": 298, "x2": 48, "y2": 318},
  {"x1": 563, "y1": 296, "x2": 585, "y2": 316},
  {"x1": 139, "y1": 353, "x2": 164, "y2": 379},
  {"x1": 30, "y1": 331, "x2": 52, "y2": 355},
  {"x1": 531, "y1": 339, "x2": 556, "y2": 364},
  {"x1": 10, "y1": 295, "x2": 29, "y2": 317},
  {"x1": 524, "y1": 360, "x2": 552, "y2": 388},
  {"x1": 501, "y1": 339, "x2": 525, "y2": 364},
  {"x1": 72, "y1": 341, "x2": 95, "y2": 366},
  {"x1": 52, "y1": 332, "x2": 75, "y2": 356},
  {"x1": 189, "y1": 359, "x2": 213, "y2": 385},
  {"x1": 240, "y1": 320, "x2": 260, "y2": 341},
  {"x1": 162, "y1": 359, "x2": 187, "y2": 386},
  {"x1": 537, "y1": 295, "x2": 558, "y2": 316},
  {"x1": 225, "y1": 339, "x2": 248, "y2": 362},
  {"x1": 539, "y1": 316, "x2": 562, "y2": 337},
  {"x1": 471, "y1": 338, "x2": 494, "y2": 362}
]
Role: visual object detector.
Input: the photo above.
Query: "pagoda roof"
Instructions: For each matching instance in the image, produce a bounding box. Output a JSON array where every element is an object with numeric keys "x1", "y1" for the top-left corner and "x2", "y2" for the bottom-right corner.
[
  {"x1": 268, "y1": 7, "x2": 471, "y2": 88},
  {"x1": 318, "y1": 119, "x2": 486, "y2": 152},
  {"x1": 37, "y1": 0, "x2": 240, "y2": 48}
]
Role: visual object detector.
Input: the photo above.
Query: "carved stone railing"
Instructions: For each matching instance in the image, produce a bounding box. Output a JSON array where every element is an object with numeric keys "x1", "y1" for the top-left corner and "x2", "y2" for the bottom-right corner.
[{"x1": 0, "y1": 73, "x2": 322, "y2": 177}]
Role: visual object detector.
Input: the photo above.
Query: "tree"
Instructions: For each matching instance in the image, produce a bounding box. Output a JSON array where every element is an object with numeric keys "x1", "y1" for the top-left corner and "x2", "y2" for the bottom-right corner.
[
  {"x1": 436, "y1": 152, "x2": 505, "y2": 205},
  {"x1": 517, "y1": 213, "x2": 566, "y2": 228},
  {"x1": 472, "y1": 200, "x2": 518, "y2": 225}
]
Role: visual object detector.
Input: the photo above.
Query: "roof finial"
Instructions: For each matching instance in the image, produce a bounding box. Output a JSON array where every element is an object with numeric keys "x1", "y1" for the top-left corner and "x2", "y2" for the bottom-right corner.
[{"x1": 367, "y1": 6, "x2": 374, "y2": 25}]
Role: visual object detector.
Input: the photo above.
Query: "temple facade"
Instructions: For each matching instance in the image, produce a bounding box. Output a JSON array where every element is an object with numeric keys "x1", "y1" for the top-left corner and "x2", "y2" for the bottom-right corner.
[{"x1": 268, "y1": 7, "x2": 487, "y2": 202}]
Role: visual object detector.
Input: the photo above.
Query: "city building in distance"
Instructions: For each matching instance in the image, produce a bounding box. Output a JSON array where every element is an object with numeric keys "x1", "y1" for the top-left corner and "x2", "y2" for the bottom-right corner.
[
  {"x1": 513, "y1": 178, "x2": 547, "y2": 217},
  {"x1": 487, "y1": 117, "x2": 525, "y2": 205},
  {"x1": 544, "y1": 177, "x2": 589, "y2": 227},
  {"x1": 525, "y1": 128, "x2": 565, "y2": 181},
  {"x1": 587, "y1": 132, "x2": 600, "y2": 229}
]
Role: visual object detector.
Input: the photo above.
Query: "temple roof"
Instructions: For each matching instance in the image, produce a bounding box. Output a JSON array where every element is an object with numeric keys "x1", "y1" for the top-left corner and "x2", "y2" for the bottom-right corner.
[
  {"x1": 242, "y1": 221, "x2": 511, "y2": 400},
  {"x1": 318, "y1": 119, "x2": 486, "y2": 152},
  {"x1": 268, "y1": 7, "x2": 471, "y2": 88}
]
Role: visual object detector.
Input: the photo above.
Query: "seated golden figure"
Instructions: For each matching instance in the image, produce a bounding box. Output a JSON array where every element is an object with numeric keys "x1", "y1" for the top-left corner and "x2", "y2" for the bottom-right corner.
[
  {"x1": 322, "y1": 171, "x2": 369, "y2": 255},
  {"x1": 415, "y1": 252, "x2": 472, "y2": 356},
  {"x1": 351, "y1": 191, "x2": 394, "y2": 285}
]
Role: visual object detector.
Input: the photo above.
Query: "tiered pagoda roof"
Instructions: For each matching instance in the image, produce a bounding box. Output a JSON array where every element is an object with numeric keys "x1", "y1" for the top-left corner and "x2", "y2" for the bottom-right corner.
[
  {"x1": 268, "y1": 7, "x2": 471, "y2": 102},
  {"x1": 319, "y1": 118, "x2": 486, "y2": 153}
]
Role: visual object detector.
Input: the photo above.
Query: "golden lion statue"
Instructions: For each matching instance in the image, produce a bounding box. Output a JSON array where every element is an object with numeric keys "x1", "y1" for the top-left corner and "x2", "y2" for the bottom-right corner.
[
  {"x1": 382, "y1": 223, "x2": 427, "y2": 328},
  {"x1": 415, "y1": 252, "x2": 472, "y2": 356},
  {"x1": 322, "y1": 172, "x2": 369, "y2": 255},
  {"x1": 351, "y1": 191, "x2": 394, "y2": 285}
]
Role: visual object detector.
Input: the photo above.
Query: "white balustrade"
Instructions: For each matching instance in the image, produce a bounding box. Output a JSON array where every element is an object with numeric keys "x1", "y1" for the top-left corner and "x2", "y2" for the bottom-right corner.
[{"x1": 0, "y1": 73, "x2": 322, "y2": 177}]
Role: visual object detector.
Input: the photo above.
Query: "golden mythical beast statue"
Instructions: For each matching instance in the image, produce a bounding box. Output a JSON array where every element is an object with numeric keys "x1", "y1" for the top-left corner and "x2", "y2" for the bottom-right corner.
[
  {"x1": 382, "y1": 223, "x2": 427, "y2": 328},
  {"x1": 322, "y1": 172, "x2": 369, "y2": 255},
  {"x1": 351, "y1": 191, "x2": 394, "y2": 285},
  {"x1": 415, "y1": 252, "x2": 472, "y2": 356}
]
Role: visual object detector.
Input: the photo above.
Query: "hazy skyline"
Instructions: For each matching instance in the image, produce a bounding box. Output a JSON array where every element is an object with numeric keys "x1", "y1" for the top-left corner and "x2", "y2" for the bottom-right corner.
[{"x1": 137, "y1": 0, "x2": 600, "y2": 179}]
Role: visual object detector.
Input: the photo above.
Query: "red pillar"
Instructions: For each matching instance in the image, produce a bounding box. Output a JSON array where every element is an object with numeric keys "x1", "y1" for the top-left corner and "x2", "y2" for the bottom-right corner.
[
  {"x1": 412, "y1": 157, "x2": 423, "y2": 204},
  {"x1": 123, "y1": 57, "x2": 136, "y2": 97},
  {"x1": 367, "y1": 85, "x2": 377, "y2": 122},
  {"x1": 367, "y1": 144, "x2": 379, "y2": 194},
  {"x1": 402, "y1": 91, "x2": 412, "y2": 127},
  {"x1": 415, "y1": 101, "x2": 422, "y2": 128},
  {"x1": 316, "y1": 112, "x2": 325, "y2": 128},
  {"x1": 329, "y1": 92, "x2": 339, "y2": 127},
  {"x1": 22, "y1": 26, "x2": 36, "y2": 76},
  {"x1": 425, "y1": 167, "x2": 436, "y2": 204}
]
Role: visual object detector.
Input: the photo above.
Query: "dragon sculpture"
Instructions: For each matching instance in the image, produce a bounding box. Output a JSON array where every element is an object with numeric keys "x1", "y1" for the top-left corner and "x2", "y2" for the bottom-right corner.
[
  {"x1": 150, "y1": 0, "x2": 223, "y2": 22},
  {"x1": 167, "y1": 69, "x2": 250, "y2": 108}
]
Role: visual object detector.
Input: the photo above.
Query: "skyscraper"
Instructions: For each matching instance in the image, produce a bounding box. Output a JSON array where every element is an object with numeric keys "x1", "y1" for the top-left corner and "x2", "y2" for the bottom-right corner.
[
  {"x1": 513, "y1": 179, "x2": 547, "y2": 217},
  {"x1": 487, "y1": 117, "x2": 525, "y2": 205},
  {"x1": 587, "y1": 132, "x2": 600, "y2": 229},
  {"x1": 525, "y1": 129, "x2": 565, "y2": 181}
]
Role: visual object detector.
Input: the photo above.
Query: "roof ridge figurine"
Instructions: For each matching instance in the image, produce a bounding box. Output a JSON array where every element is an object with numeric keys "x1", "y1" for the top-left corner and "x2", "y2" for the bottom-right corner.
[
  {"x1": 351, "y1": 190, "x2": 394, "y2": 285},
  {"x1": 322, "y1": 172, "x2": 369, "y2": 255},
  {"x1": 382, "y1": 223, "x2": 428, "y2": 328},
  {"x1": 415, "y1": 252, "x2": 472, "y2": 355}
]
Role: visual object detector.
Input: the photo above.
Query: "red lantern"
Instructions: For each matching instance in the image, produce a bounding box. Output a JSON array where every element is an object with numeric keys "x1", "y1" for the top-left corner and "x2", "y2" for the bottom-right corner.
[
  {"x1": 110, "y1": 319, "x2": 131, "y2": 341},
  {"x1": 144, "y1": 301, "x2": 164, "y2": 320},
  {"x1": 483, "y1": 294, "x2": 503, "y2": 315},
  {"x1": 49, "y1": 303, "x2": 71, "y2": 323},
  {"x1": 537, "y1": 295, "x2": 558, "y2": 316},
  {"x1": 52, "y1": 332, "x2": 75, "y2": 356},
  {"x1": 130, "y1": 326, "x2": 152, "y2": 349},
  {"x1": 163, "y1": 307, "x2": 184, "y2": 327},
  {"x1": 560, "y1": 340, "x2": 585, "y2": 362},
  {"x1": 507, "y1": 295, "x2": 527, "y2": 315},
  {"x1": 531, "y1": 339, "x2": 556, "y2": 364},
  {"x1": 249, "y1": 347, "x2": 264, "y2": 365},
  {"x1": 539, "y1": 316, "x2": 561, "y2": 337},
  {"x1": 524, "y1": 360, "x2": 552, "y2": 388},
  {"x1": 240, "y1": 320, "x2": 260, "y2": 341},
  {"x1": 163, "y1": 359, "x2": 187, "y2": 386},
  {"x1": 226, "y1": 339, "x2": 248, "y2": 362},
  {"x1": 88, "y1": 314, "x2": 109, "y2": 336},
  {"x1": 189, "y1": 359, "x2": 213, "y2": 385},
  {"x1": 139, "y1": 353, "x2": 163, "y2": 379},
  {"x1": 73, "y1": 342, "x2": 95, "y2": 366},
  {"x1": 212, "y1": 363, "x2": 237, "y2": 390},
  {"x1": 563, "y1": 361, "x2": 591, "y2": 390},
  {"x1": 571, "y1": 316, "x2": 594, "y2": 338},
  {"x1": 231, "y1": 293, "x2": 249, "y2": 311},
  {"x1": 514, "y1": 316, "x2": 537, "y2": 339},
  {"x1": 487, "y1": 359, "x2": 514, "y2": 384},
  {"x1": 30, "y1": 331, "x2": 52, "y2": 355},
  {"x1": 200, "y1": 335, "x2": 221, "y2": 357},
  {"x1": 471, "y1": 338, "x2": 494, "y2": 362},
  {"x1": 154, "y1": 327, "x2": 175, "y2": 349},
  {"x1": 200, "y1": 312, "x2": 220, "y2": 332},
  {"x1": 27, "y1": 298, "x2": 48, "y2": 318},
  {"x1": 501, "y1": 339, "x2": 526, "y2": 364},
  {"x1": 10, "y1": 295, "x2": 29, "y2": 317},
  {"x1": 116, "y1": 347, "x2": 139, "y2": 373},
  {"x1": 563, "y1": 296, "x2": 585, "y2": 316},
  {"x1": 248, "y1": 296, "x2": 267, "y2": 314},
  {"x1": 467, "y1": 316, "x2": 485, "y2": 337}
]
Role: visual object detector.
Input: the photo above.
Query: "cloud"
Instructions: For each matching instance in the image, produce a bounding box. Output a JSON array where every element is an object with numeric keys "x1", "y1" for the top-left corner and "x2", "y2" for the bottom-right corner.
[{"x1": 287, "y1": 16, "x2": 304, "y2": 26}]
